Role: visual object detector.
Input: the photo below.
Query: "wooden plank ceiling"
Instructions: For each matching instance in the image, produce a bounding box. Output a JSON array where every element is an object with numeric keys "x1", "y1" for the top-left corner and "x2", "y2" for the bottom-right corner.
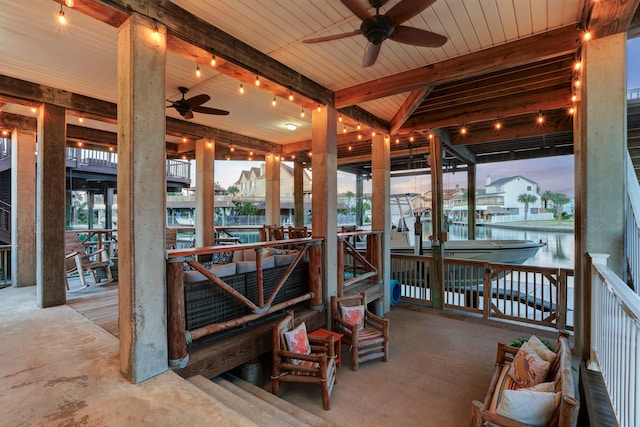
[{"x1": 0, "y1": 0, "x2": 639, "y2": 176}]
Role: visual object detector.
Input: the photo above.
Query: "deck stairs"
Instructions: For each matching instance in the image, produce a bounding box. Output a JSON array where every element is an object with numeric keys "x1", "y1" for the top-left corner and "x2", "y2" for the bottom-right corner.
[{"x1": 188, "y1": 373, "x2": 333, "y2": 427}]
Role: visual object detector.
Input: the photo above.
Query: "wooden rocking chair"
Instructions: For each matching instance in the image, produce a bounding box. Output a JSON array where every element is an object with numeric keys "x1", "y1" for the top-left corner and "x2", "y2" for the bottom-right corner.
[
  {"x1": 331, "y1": 292, "x2": 389, "y2": 371},
  {"x1": 271, "y1": 311, "x2": 337, "y2": 410},
  {"x1": 65, "y1": 232, "x2": 113, "y2": 289}
]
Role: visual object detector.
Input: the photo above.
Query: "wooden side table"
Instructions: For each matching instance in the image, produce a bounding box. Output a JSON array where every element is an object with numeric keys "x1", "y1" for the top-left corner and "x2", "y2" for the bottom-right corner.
[{"x1": 309, "y1": 328, "x2": 343, "y2": 368}]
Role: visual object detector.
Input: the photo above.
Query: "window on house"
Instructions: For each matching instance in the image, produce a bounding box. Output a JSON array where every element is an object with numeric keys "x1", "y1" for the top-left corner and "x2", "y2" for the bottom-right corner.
[{"x1": 527, "y1": 185, "x2": 532, "y2": 191}]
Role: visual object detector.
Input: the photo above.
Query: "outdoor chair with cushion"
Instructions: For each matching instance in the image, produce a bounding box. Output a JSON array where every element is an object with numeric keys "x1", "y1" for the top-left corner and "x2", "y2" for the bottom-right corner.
[
  {"x1": 271, "y1": 311, "x2": 337, "y2": 410},
  {"x1": 331, "y1": 292, "x2": 389, "y2": 371}
]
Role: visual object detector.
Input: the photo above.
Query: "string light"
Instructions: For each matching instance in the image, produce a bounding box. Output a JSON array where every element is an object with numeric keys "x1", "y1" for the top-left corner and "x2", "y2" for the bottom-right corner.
[
  {"x1": 210, "y1": 55, "x2": 216, "y2": 66},
  {"x1": 109, "y1": 146, "x2": 114, "y2": 152},
  {"x1": 574, "y1": 61, "x2": 581, "y2": 71},
  {"x1": 58, "y1": 5, "x2": 67, "y2": 25},
  {"x1": 338, "y1": 115, "x2": 343, "y2": 122},
  {"x1": 372, "y1": 131, "x2": 376, "y2": 137},
  {"x1": 182, "y1": 137, "x2": 187, "y2": 143},
  {"x1": 343, "y1": 126, "x2": 347, "y2": 133},
  {"x1": 348, "y1": 145, "x2": 352, "y2": 151},
  {"x1": 153, "y1": 23, "x2": 159, "y2": 41},
  {"x1": 494, "y1": 120, "x2": 502, "y2": 131},
  {"x1": 357, "y1": 122, "x2": 361, "y2": 130},
  {"x1": 78, "y1": 117, "x2": 84, "y2": 123},
  {"x1": 65, "y1": 0, "x2": 75, "y2": 6},
  {"x1": 249, "y1": 151, "x2": 254, "y2": 156},
  {"x1": 195, "y1": 64, "x2": 202, "y2": 78},
  {"x1": 583, "y1": 31, "x2": 592, "y2": 42},
  {"x1": 459, "y1": 125, "x2": 468, "y2": 135},
  {"x1": 230, "y1": 146, "x2": 235, "y2": 152},
  {"x1": 571, "y1": 94, "x2": 577, "y2": 102},
  {"x1": 272, "y1": 96, "x2": 277, "y2": 107},
  {"x1": 30, "y1": 107, "x2": 37, "y2": 113},
  {"x1": 239, "y1": 82, "x2": 244, "y2": 94},
  {"x1": 574, "y1": 79, "x2": 581, "y2": 89},
  {"x1": 395, "y1": 138, "x2": 400, "y2": 144},
  {"x1": 288, "y1": 90, "x2": 294, "y2": 101},
  {"x1": 317, "y1": 104, "x2": 322, "y2": 112},
  {"x1": 255, "y1": 75, "x2": 260, "y2": 86},
  {"x1": 358, "y1": 134, "x2": 362, "y2": 140},
  {"x1": 568, "y1": 106, "x2": 576, "y2": 115},
  {"x1": 536, "y1": 112, "x2": 545, "y2": 125},
  {"x1": 300, "y1": 108, "x2": 305, "y2": 118}
]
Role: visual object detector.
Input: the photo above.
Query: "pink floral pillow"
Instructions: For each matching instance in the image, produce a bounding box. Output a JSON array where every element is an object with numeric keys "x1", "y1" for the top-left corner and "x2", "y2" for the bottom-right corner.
[
  {"x1": 283, "y1": 321, "x2": 311, "y2": 365},
  {"x1": 341, "y1": 305, "x2": 365, "y2": 331}
]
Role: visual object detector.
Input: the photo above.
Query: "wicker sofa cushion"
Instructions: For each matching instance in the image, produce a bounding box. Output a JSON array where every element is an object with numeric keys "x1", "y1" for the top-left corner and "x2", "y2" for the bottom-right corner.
[{"x1": 236, "y1": 256, "x2": 275, "y2": 273}]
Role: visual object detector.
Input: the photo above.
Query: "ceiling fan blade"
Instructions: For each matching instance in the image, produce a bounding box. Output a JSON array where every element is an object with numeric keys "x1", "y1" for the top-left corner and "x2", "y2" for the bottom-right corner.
[
  {"x1": 362, "y1": 42, "x2": 381, "y2": 67},
  {"x1": 303, "y1": 29, "x2": 361, "y2": 44},
  {"x1": 183, "y1": 111, "x2": 194, "y2": 120},
  {"x1": 340, "y1": 0, "x2": 371, "y2": 21},
  {"x1": 192, "y1": 106, "x2": 230, "y2": 116},
  {"x1": 386, "y1": 0, "x2": 437, "y2": 26},
  {"x1": 184, "y1": 94, "x2": 210, "y2": 108},
  {"x1": 390, "y1": 26, "x2": 447, "y2": 47}
]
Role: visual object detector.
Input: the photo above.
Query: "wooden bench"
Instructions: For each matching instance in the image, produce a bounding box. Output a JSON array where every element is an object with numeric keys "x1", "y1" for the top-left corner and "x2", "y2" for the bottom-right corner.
[{"x1": 471, "y1": 332, "x2": 579, "y2": 427}]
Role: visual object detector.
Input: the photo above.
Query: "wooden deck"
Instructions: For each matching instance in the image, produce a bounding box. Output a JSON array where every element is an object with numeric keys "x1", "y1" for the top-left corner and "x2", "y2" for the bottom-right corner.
[{"x1": 67, "y1": 282, "x2": 119, "y2": 337}]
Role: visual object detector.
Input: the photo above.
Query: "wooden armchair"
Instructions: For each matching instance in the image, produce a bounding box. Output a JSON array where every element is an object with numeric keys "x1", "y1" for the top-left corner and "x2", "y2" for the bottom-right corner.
[
  {"x1": 264, "y1": 224, "x2": 285, "y2": 241},
  {"x1": 271, "y1": 311, "x2": 337, "y2": 410},
  {"x1": 331, "y1": 292, "x2": 389, "y2": 371},
  {"x1": 287, "y1": 226, "x2": 308, "y2": 239},
  {"x1": 65, "y1": 232, "x2": 113, "y2": 289}
]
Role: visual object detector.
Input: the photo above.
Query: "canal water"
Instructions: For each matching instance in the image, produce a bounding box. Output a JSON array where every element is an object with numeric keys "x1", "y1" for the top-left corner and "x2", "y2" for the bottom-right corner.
[{"x1": 446, "y1": 223, "x2": 575, "y2": 269}]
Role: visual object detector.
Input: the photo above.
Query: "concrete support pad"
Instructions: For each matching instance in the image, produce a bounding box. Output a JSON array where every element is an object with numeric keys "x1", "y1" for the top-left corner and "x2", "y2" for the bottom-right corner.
[{"x1": 0, "y1": 286, "x2": 252, "y2": 426}]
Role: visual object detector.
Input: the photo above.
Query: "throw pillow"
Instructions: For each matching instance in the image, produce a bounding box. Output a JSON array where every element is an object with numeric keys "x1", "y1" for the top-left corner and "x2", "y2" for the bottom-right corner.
[
  {"x1": 496, "y1": 390, "x2": 561, "y2": 427},
  {"x1": 508, "y1": 342, "x2": 551, "y2": 387},
  {"x1": 341, "y1": 305, "x2": 365, "y2": 331},
  {"x1": 283, "y1": 321, "x2": 311, "y2": 365},
  {"x1": 211, "y1": 251, "x2": 233, "y2": 264},
  {"x1": 528, "y1": 335, "x2": 557, "y2": 363},
  {"x1": 528, "y1": 381, "x2": 556, "y2": 393}
]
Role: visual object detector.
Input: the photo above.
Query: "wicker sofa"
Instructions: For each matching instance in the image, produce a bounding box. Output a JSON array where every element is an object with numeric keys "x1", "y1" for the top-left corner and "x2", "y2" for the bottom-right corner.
[
  {"x1": 181, "y1": 247, "x2": 309, "y2": 332},
  {"x1": 471, "y1": 332, "x2": 579, "y2": 427}
]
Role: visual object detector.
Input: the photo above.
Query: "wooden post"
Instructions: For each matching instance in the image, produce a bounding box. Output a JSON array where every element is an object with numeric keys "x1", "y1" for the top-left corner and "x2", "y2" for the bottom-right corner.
[
  {"x1": 429, "y1": 133, "x2": 444, "y2": 310},
  {"x1": 467, "y1": 163, "x2": 476, "y2": 240},
  {"x1": 309, "y1": 243, "x2": 323, "y2": 308},
  {"x1": 256, "y1": 248, "x2": 264, "y2": 307},
  {"x1": 370, "y1": 233, "x2": 382, "y2": 281},
  {"x1": 337, "y1": 238, "x2": 344, "y2": 297},
  {"x1": 166, "y1": 259, "x2": 187, "y2": 367},
  {"x1": 294, "y1": 161, "x2": 305, "y2": 227}
]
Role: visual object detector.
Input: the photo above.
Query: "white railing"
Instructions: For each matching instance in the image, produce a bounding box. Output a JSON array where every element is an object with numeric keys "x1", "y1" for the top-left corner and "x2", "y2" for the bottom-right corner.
[
  {"x1": 628, "y1": 87, "x2": 640, "y2": 100},
  {"x1": 626, "y1": 154, "x2": 640, "y2": 295},
  {"x1": 0, "y1": 245, "x2": 10, "y2": 286},
  {"x1": 487, "y1": 213, "x2": 554, "y2": 223},
  {"x1": 590, "y1": 253, "x2": 640, "y2": 427}
]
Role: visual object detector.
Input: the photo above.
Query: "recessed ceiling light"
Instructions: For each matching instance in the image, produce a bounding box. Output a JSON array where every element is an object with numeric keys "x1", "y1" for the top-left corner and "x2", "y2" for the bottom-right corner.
[{"x1": 285, "y1": 123, "x2": 297, "y2": 131}]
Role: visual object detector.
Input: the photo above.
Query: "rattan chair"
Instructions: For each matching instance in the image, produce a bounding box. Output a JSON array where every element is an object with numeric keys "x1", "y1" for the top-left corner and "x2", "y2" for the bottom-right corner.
[
  {"x1": 331, "y1": 292, "x2": 389, "y2": 371},
  {"x1": 271, "y1": 311, "x2": 337, "y2": 410}
]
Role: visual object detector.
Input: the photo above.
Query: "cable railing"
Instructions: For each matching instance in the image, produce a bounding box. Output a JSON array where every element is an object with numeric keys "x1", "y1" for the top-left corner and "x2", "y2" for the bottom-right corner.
[{"x1": 590, "y1": 253, "x2": 640, "y2": 426}]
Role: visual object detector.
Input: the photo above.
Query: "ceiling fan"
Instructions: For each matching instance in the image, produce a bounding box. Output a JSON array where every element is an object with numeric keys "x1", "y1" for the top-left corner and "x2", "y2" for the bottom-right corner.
[
  {"x1": 304, "y1": 0, "x2": 447, "y2": 67},
  {"x1": 167, "y1": 86, "x2": 229, "y2": 120}
]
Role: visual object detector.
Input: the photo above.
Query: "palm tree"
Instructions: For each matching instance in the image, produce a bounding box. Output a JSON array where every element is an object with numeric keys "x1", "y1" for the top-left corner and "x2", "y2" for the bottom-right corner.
[
  {"x1": 549, "y1": 193, "x2": 570, "y2": 224},
  {"x1": 345, "y1": 191, "x2": 354, "y2": 208},
  {"x1": 517, "y1": 193, "x2": 538, "y2": 222},
  {"x1": 226, "y1": 185, "x2": 240, "y2": 197}
]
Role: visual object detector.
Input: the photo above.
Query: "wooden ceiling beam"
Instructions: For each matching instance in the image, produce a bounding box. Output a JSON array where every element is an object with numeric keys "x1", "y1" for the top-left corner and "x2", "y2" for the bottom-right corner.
[
  {"x1": 390, "y1": 88, "x2": 431, "y2": 135},
  {"x1": 334, "y1": 25, "x2": 580, "y2": 108},
  {"x1": 587, "y1": 0, "x2": 640, "y2": 39},
  {"x1": 0, "y1": 112, "x2": 36, "y2": 132},
  {"x1": 401, "y1": 87, "x2": 572, "y2": 133},
  {"x1": 433, "y1": 129, "x2": 475, "y2": 164}
]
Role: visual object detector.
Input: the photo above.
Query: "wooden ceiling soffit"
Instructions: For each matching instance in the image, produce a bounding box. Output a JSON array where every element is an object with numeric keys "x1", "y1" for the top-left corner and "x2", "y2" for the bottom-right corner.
[
  {"x1": 96, "y1": 0, "x2": 333, "y2": 107},
  {"x1": 390, "y1": 88, "x2": 432, "y2": 135},
  {"x1": 586, "y1": 0, "x2": 640, "y2": 39},
  {"x1": 401, "y1": 86, "x2": 571, "y2": 133},
  {"x1": 334, "y1": 25, "x2": 580, "y2": 108},
  {"x1": 337, "y1": 146, "x2": 430, "y2": 166}
]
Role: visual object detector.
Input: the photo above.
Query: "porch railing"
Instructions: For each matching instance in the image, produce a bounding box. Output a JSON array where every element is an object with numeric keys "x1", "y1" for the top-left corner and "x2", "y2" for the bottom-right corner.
[
  {"x1": 0, "y1": 200, "x2": 10, "y2": 236},
  {"x1": 390, "y1": 253, "x2": 573, "y2": 331},
  {"x1": 0, "y1": 244, "x2": 10, "y2": 286},
  {"x1": 626, "y1": 153, "x2": 640, "y2": 294},
  {"x1": 590, "y1": 253, "x2": 640, "y2": 426}
]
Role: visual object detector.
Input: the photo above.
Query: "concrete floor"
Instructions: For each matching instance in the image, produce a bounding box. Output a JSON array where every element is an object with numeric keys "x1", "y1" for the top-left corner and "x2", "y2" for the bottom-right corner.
[{"x1": 0, "y1": 283, "x2": 554, "y2": 427}]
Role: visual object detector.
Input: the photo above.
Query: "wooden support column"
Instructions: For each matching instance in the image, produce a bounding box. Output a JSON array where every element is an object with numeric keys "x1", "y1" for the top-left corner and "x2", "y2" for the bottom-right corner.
[
  {"x1": 371, "y1": 134, "x2": 390, "y2": 315},
  {"x1": 467, "y1": 164, "x2": 476, "y2": 239},
  {"x1": 574, "y1": 32, "x2": 627, "y2": 360},
  {"x1": 195, "y1": 138, "x2": 215, "y2": 247},
  {"x1": 311, "y1": 106, "x2": 337, "y2": 313},
  {"x1": 11, "y1": 128, "x2": 36, "y2": 288},
  {"x1": 294, "y1": 161, "x2": 304, "y2": 227},
  {"x1": 355, "y1": 174, "x2": 364, "y2": 227},
  {"x1": 105, "y1": 188, "x2": 114, "y2": 230},
  {"x1": 264, "y1": 153, "x2": 280, "y2": 225},
  {"x1": 36, "y1": 104, "x2": 66, "y2": 307},
  {"x1": 117, "y1": 14, "x2": 168, "y2": 383},
  {"x1": 429, "y1": 134, "x2": 444, "y2": 310}
]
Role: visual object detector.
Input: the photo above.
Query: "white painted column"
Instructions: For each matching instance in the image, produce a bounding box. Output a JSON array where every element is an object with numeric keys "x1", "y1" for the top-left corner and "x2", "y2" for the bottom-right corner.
[
  {"x1": 195, "y1": 138, "x2": 215, "y2": 247},
  {"x1": 36, "y1": 104, "x2": 66, "y2": 307},
  {"x1": 11, "y1": 128, "x2": 36, "y2": 287},
  {"x1": 371, "y1": 134, "x2": 390, "y2": 314},
  {"x1": 311, "y1": 107, "x2": 337, "y2": 313},
  {"x1": 574, "y1": 32, "x2": 626, "y2": 360},
  {"x1": 117, "y1": 14, "x2": 168, "y2": 383},
  {"x1": 264, "y1": 153, "x2": 281, "y2": 225}
]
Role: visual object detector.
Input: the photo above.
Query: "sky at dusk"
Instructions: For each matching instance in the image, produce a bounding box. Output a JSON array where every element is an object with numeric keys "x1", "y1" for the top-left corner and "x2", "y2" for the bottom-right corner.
[{"x1": 212, "y1": 38, "x2": 640, "y2": 200}]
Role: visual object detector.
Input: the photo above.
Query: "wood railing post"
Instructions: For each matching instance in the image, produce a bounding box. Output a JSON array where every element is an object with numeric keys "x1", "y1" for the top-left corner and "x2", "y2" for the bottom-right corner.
[
  {"x1": 370, "y1": 232, "x2": 382, "y2": 281},
  {"x1": 166, "y1": 257, "x2": 188, "y2": 368},
  {"x1": 557, "y1": 268, "x2": 567, "y2": 331},
  {"x1": 309, "y1": 242, "x2": 323, "y2": 309},
  {"x1": 482, "y1": 264, "x2": 491, "y2": 319},
  {"x1": 337, "y1": 238, "x2": 344, "y2": 297},
  {"x1": 255, "y1": 248, "x2": 264, "y2": 307}
]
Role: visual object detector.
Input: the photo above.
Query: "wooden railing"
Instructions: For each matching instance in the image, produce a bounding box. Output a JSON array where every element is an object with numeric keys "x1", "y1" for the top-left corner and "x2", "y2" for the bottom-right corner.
[
  {"x1": 337, "y1": 230, "x2": 382, "y2": 297},
  {"x1": 0, "y1": 244, "x2": 10, "y2": 286},
  {"x1": 390, "y1": 253, "x2": 573, "y2": 331},
  {"x1": 590, "y1": 253, "x2": 640, "y2": 426},
  {"x1": 165, "y1": 238, "x2": 323, "y2": 367},
  {"x1": 66, "y1": 229, "x2": 118, "y2": 259}
]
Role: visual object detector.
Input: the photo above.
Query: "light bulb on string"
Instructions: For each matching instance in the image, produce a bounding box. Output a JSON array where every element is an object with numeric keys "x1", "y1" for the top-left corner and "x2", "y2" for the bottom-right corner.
[
  {"x1": 317, "y1": 104, "x2": 321, "y2": 112},
  {"x1": 288, "y1": 90, "x2": 294, "y2": 102},
  {"x1": 272, "y1": 96, "x2": 277, "y2": 107},
  {"x1": 583, "y1": 31, "x2": 592, "y2": 42},
  {"x1": 255, "y1": 75, "x2": 260, "y2": 86},
  {"x1": 210, "y1": 55, "x2": 216, "y2": 66},
  {"x1": 338, "y1": 115, "x2": 343, "y2": 122},
  {"x1": 536, "y1": 112, "x2": 545, "y2": 125},
  {"x1": 65, "y1": 0, "x2": 75, "y2": 6},
  {"x1": 300, "y1": 108, "x2": 305, "y2": 118},
  {"x1": 574, "y1": 61, "x2": 581, "y2": 71},
  {"x1": 343, "y1": 126, "x2": 347, "y2": 133},
  {"x1": 195, "y1": 64, "x2": 201, "y2": 78},
  {"x1": 494, "y1": 120, "x2": 502, "y2": 131},
  {"x1": 459, "y1": 125, "x2": 467, "y2": 136},
  {"x1": 357, "y1": 122, "x2": 361, "y2": 130},
  {"x1": 58, "y1": 5, "x2": 67, "y2": 25},
  {"x1": 239, "y1": 83, "x2": 244, "y2": 94}
]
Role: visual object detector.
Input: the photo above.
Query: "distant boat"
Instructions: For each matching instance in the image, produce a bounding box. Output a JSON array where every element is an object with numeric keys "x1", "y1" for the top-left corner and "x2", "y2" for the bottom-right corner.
[{"x1": 389, "y1": 194, "x2": 544, "y2": 264}]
